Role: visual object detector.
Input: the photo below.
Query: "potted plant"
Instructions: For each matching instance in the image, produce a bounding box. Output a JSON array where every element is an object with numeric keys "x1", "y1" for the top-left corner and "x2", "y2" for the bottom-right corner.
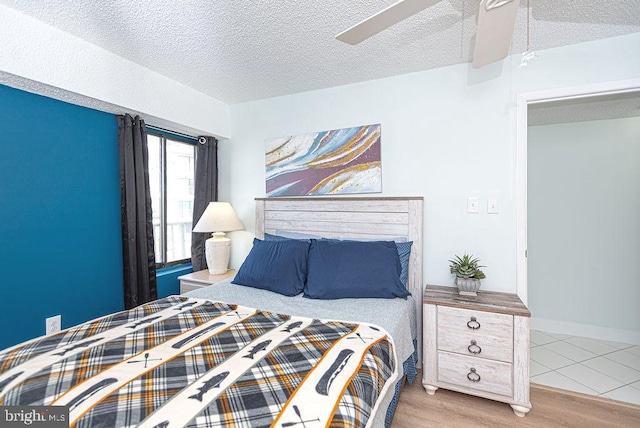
[{"x1": 449, "y1": 253, "x2": 486, "y2": 296}]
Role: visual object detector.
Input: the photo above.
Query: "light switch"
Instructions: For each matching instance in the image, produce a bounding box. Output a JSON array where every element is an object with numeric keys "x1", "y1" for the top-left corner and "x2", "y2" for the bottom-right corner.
[
  {"x1": 488, "y1": 198, "x2": 499, "y2": 214},
  {"x1": 467, "y1": 197, "x2": 479, "y2": 214}
]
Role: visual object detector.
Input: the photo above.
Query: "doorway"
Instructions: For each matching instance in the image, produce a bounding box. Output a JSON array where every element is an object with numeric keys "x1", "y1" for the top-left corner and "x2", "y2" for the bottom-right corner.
[{"x1": 516, "y1": 79, "x2": 640, "y2": 405}]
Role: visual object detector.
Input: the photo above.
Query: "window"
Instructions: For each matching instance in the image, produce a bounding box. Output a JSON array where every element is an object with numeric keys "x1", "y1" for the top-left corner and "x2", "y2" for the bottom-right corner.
[{"x1": 148, "y1": 132, "x2": 196, "y2": 267}]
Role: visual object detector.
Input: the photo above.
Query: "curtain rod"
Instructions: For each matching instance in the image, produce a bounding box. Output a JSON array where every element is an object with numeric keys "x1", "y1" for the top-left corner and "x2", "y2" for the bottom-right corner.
[{"x1": 146, "y1": 124, "x2": 197, "y2": 140}]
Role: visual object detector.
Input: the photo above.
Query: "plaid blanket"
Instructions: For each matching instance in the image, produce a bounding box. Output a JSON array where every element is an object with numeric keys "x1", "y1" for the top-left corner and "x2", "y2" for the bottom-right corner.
[{"x1": 0, "y1": 296, "x2": 398, "y2": 427}]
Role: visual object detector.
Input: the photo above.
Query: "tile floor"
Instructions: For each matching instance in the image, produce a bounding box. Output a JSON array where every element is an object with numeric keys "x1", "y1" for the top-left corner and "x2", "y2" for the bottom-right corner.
[{"x1": 530, "y1": 330, "x2": 640, "y2": 406}]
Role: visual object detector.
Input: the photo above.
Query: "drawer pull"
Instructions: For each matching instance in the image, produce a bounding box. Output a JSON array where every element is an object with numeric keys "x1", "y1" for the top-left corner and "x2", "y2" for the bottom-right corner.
[
  {"x1": 467, "y1": 367, "x2": 481, "y2": 383},
  {"x1": 467, "y1": 317, "x2": 481, "y2": 330},
  {"x1": 468, "y1": 340, "x2": 482, "y2": 354}
]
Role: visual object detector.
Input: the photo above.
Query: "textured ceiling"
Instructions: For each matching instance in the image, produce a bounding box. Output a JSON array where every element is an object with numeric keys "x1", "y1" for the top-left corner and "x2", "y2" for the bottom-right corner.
[{"x1": 1, "y1": 0, "x2": 639, "y2": 104}]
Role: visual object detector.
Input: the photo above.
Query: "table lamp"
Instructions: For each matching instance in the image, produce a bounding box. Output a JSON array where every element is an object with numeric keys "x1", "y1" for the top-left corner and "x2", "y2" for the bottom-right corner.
[{"x1": 193, "y1": 202, "x2": 245, "y2": 274}]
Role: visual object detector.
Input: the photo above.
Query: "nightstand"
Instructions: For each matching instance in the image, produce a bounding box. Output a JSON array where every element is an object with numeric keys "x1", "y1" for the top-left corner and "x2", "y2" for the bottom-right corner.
[
  {"x1": 178, "y1": 269, "x2": 236, "y2": 293},
  {"x1": 422, "y1": 285, "x2": 531, "y2": 417}
]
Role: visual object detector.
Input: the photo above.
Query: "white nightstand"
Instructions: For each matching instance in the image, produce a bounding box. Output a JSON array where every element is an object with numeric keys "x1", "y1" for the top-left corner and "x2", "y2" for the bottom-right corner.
[
  {"x1": 422, "y1": 285, "x2": 531, "y2": 417},
  {"x1": 178, "y1": 269, "x2": 236, "y2": 293}
]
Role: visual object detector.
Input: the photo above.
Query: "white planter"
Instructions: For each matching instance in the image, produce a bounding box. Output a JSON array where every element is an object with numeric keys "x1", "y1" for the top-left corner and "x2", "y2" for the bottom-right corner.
[{"x1": 455, "y1": 277, "x2": 481, "y2": 296}]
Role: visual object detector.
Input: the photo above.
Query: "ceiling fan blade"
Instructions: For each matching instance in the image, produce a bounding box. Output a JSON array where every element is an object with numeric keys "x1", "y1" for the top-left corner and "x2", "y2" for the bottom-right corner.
[
  {"x1": 336, "y1": 0, "x2": 441, "y2": 45},
  {"x1": 472, "y1": 0, "x2": 521, "y2": 68}
]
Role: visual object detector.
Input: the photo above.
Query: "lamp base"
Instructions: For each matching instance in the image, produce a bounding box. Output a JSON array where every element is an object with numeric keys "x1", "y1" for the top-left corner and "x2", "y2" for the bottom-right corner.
[{"x1": 204, "y1": 232, "x2": 231, "y2": 275}]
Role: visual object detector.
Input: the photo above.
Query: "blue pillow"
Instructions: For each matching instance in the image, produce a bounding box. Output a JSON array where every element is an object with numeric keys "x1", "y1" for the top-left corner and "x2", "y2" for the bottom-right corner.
[
  {"x1": 321, "y1": 238, "x2": 413, "y2": 289},
  {"x1": 232, "y1": 238, "x2": 310, "y2": 296},
  {"x1": 396, "y1": 241, "x2": 413, "y2": 288},
  {"x1": 264, "y1": 234, "x2": 412, "y2": 288},
  {"x1": 304, "y1": 239, "x2": 410, "y2": 299},
  {"x1": 264, "y1": 232, "x2": 311, "y2": 242},
  {"x1": 275, "y1": 230, "x2": 321, "y2": 240},
  {"x1": 264, "y1": 232, "x2": 294, "y2": 241}
]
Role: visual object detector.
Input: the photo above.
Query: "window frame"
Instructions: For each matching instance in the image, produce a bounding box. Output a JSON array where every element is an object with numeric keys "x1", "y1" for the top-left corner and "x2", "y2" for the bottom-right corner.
[{"x1": 147, "y1": 128, "x2": 197, "y2": 269}]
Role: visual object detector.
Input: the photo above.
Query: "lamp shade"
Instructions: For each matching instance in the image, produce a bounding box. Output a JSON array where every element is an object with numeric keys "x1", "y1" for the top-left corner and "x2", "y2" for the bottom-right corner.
[
  {"x1": 193, "y1": 202, "x2": 244, "y2": 233},
  {"x1": 193, "y1": 202, "x2": 244, "y2": 274}
]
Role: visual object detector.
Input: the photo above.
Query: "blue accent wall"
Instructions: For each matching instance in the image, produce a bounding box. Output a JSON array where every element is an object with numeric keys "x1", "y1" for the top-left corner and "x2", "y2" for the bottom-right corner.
[
  {"x1": 157, "y1": 264, "x2": 193, "y2": 298},
  {"x1": 0, "y1": 84, "x2": 124, "y2": 349}
]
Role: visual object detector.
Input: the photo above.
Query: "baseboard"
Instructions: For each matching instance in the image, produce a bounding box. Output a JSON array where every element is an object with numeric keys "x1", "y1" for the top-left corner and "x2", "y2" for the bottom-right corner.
[{"x1": 531, "y1": 317, "x2": 640, "y2": 345}]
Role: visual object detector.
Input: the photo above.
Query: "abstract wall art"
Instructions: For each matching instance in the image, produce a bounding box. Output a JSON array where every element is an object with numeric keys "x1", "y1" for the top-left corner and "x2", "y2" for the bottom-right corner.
[{"x1": 265, "y1": 124, "x2": 382, "y2": 196}]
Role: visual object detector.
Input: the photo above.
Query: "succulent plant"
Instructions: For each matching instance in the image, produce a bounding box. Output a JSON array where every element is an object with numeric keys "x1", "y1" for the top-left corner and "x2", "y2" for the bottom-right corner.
[{"x1": 449, "y1": 254, "x2": 486, "y2": 280}]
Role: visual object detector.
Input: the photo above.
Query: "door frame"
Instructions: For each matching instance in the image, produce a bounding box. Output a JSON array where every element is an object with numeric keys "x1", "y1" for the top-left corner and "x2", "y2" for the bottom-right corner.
[{"x1": 515, "y1": 77, "x2": 640, "y2": 305}]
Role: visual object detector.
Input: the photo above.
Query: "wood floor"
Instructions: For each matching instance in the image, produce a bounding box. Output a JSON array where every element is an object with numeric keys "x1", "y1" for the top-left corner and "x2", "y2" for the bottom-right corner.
[{"x1": 391, "y1": 379, "x2": 640, "y2": 428}]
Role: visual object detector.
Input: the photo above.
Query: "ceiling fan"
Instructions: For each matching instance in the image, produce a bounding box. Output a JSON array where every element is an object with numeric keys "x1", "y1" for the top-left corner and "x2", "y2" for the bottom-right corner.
[{"x1": 336, "y1": 0, "x2": 521, "y2": 69}]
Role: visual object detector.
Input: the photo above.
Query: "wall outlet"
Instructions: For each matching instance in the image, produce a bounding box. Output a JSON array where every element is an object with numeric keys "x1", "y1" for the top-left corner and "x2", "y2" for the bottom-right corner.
[{"x1": 46, "y1": 315, "x2": 61, "y2": 335}]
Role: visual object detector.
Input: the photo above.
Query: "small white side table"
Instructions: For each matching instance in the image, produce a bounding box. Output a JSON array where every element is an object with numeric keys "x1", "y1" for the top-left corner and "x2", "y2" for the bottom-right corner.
[{"x1": 422, "y1": 285, "x2": 531, "y2": 417}]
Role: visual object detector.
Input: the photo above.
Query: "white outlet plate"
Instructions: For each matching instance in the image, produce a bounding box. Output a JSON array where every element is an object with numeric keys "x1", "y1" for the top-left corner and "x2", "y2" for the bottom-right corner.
[{"x1": 46, "y1": 315, "x2": 61, "y2": 335}]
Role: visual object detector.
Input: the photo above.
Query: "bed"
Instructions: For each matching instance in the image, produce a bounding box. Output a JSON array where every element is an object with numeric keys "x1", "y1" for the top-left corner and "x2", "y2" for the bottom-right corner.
[{"x1": 0, "y1": 196, "x2": 423, "y2": 428}]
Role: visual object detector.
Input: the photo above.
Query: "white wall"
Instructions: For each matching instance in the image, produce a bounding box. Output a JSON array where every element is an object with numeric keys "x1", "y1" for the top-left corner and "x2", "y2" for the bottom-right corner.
[
  {"x1": 528, "y1": 117, "x2": 640, "y2": 342},
  {"x1": 221, "y1": 33, "x2": 640, "y2": 294},
  {"x1": 0, "y1": 5, "x2": 229, "y2": 138},
  {"x1": 4, "y1": 2, "x2": 637, "y2": 297}
]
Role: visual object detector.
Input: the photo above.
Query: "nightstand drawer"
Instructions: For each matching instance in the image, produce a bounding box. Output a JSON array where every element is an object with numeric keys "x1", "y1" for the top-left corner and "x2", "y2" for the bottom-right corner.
[
  {"x1": 438, "y1": 331, "x2": 513, "y2": 362},
  {"x1": 438, "y1": 351, "x2": 513, "y2": 397},
  {"x1": 438, "y1": 306, "x2": 513, "y2": 340},
  {"x1": 180, "y1": 282, "x2": 208, "y2": 293}
]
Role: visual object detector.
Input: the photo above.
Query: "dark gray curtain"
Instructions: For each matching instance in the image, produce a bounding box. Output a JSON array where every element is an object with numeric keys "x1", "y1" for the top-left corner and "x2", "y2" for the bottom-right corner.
[
  {"x1": 191, "y1": 136, "x2": 218, "y2": 271},
  {"x1": 118, "y1": 114, "x2": 157, "y2": 309}
]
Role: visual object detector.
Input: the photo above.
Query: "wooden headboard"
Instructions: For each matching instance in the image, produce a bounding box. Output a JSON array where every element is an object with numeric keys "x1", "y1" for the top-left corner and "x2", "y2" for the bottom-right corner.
[{"x1": 255, "y1": 196, "x2": 424, "y2": 363}]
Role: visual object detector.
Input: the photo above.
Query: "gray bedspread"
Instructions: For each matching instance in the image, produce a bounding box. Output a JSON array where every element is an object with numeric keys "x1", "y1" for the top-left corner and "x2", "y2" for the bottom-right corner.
[{"x1": 183, "y1": 277, "x2": 417, "y2": 368}]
